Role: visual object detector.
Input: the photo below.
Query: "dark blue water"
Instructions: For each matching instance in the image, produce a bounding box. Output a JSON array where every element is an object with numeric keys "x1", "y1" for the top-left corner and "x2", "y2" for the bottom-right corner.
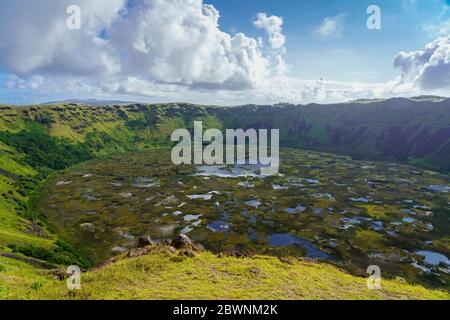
[
  {"x1": 241, "y1": 211, "x2": 257, "y2": 223},
  {"x1": 269, "y1": 233, "x2": 332, "y2": 260},
  {"x1": 416, "y1": 250, "x2": 449, "y2": 266},
  {"x1": 207, "y1": 221, "x2": 231, "y2": 232}
]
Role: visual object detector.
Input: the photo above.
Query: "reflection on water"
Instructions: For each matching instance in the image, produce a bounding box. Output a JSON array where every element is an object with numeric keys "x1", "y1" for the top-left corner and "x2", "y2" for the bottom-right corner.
[
  {"x1": 426, "y1": 185, "x2": 450, "y2": 193},
  {"x1": 416, "y1": 251, "x2": 449, "y2": 266},
  {"x1": 269, "y1": 234, "x2": 332, "y2": 260},
  {"x1": 207, "y1": 221, "x2": 231, "y2": 232},
  {"x1": 245, "y1": 200, "x2": 261, "y2": 207},
  {"x1": 188, "y1": 194, "x2": 213, "y2": 200},
  {"x1": 195, "y1": 165, "x2": 260, "y2": 178}
]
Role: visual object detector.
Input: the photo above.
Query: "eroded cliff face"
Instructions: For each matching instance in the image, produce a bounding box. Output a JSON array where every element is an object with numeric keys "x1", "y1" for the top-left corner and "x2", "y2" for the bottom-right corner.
[{"x1": 1, "y1": 98, "x2": 449, "y2": 172}]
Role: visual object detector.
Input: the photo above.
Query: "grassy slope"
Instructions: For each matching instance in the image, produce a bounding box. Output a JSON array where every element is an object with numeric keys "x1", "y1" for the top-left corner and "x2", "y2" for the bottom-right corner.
[
  {"x1": 0, "y1": 102, "x2": 449, "y2": 300},
  {"x1": 0, "y1": 141, "x2": 54, "y2": 252},
  {"x1": 1, "y1": 247, "x2": 449, "y2": 300}
]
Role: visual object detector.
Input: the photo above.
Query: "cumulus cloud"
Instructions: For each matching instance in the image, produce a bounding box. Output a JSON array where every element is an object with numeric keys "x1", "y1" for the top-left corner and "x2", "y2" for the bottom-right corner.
[
  {"x1": 0, "y1": 0, "x2": 124, "y2": 76},
  {"x1": 109, "y1": 0, "x2": 280, "y2": 90},
  {"x1": 5, "y1": 75, "x2": 47, "y2": 91},
  {"x1": 0, "y1": 1, "x2": 411, "y2": 105},
  {"x1": 0, "y1": 0, "x2": 288, "y2": 93},
  {"x1": 393, "y1": 36, "x2": 450, "y2": 90},
  {"x1": 314, "y1": 14, "x2": 346, "y2": 38},
  {"x1": 253, "y1": 13, "x2": 286, "y2": 49}
]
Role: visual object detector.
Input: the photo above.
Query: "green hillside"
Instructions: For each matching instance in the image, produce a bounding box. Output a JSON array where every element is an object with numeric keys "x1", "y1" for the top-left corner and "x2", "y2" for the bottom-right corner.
[
  {"x1": 0, "y1": 100, "x2": 449, "y2": 300},
  {"x1": 1, "y1": 245, "x2": 449, "y2": 300}
]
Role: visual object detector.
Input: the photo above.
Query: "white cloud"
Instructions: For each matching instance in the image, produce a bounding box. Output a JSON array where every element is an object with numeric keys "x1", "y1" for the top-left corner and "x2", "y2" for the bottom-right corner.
[
  {"x1": 1, "y1": 1, "x2": 430, "y2": 105},
  {"x1": 253, "y1": 13, "x2": 286, "y2": 50},
  {"x1": 5, "y1": 75, "x2": 46, "y2": 91},
  {"x1": 0, "y1": 0, "x2": 287, "y2": 93},
  {"x1": 423, "y1": 20, "x2": 450, "y2": 37},
  {"x1": 5, "y1": 71, "x2": 394, "y2": 106},
  {"x1": 315, "y1": 14, "x2": 346, "y2": 38},
  {"x1": 109, "y1": 0, "x2": 274, "y2": 90},
  {"x1": 0, "y1": 0, "x2": 124, "y2": 76},
  {"x1": 393, "y1": 35, "x2": 450, "y2": 90}
]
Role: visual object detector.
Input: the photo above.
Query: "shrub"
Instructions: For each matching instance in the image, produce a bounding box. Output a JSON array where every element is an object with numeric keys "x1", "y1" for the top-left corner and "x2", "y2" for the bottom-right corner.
[
  {"x1": 9, "y1": 241, "x2": 91, "y2": 269},
  {"x1": 31, "y1": 282, "x2": 42, "y2": 291},
  {"x1": 0, "y1": 126, "x2": 92, "y2": 170}
]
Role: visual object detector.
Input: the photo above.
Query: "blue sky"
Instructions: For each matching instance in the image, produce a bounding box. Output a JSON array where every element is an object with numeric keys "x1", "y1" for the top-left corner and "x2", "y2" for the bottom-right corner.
[
  {"x1": 1, "y1": 0, "x2": 450, "y2": 105},
  {"x1": 209, "y1": 0, "x2": 448, "y2": 82}
]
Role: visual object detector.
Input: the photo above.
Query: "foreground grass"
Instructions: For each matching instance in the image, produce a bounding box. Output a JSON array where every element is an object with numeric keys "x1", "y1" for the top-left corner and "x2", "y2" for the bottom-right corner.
[{"x1": 1, "y1": 248, "x2": 448, "y2": 300}]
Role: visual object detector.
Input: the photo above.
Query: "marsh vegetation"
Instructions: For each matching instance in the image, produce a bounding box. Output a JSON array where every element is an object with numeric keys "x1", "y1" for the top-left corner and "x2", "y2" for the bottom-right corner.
[{"x1": 34, "y1": 148, "x2": 450, "y2": 289}]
